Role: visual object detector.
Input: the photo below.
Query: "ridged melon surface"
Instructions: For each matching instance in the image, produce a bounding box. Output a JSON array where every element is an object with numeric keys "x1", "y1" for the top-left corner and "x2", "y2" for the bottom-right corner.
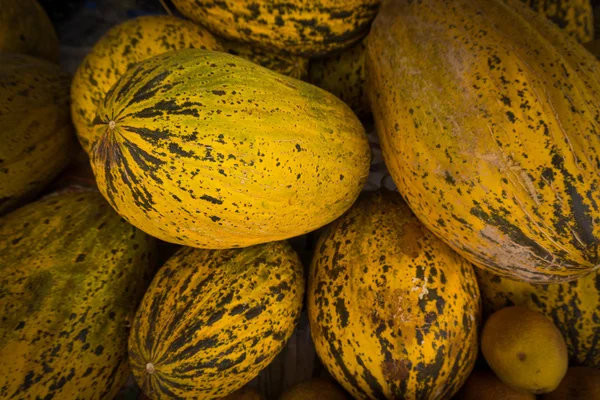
[
  {"x1": 0, "y1": 191, "x2": 156, "y2": 399},
  {"x1": 0, "y1": 0, "x2": 59, "y2": 62},
  {"x1": 0, "y1": 53, "x2": 76, "y2": 215},
  {"x1": 70, "y1": 15, "x2": 222, "y2": 152},
  {"x1": 90, "y1": 48, "x2": 370, "y2": 249},
  {"x1": 476, "y1": 267, "x2": 599, "y2": 368},
  {"x1": 129, "y1": 241, "x2": 304, "y2": 399},
  {"x1": 170, "y1": 0, "x2": 381, "y2": 56},
  {"x1": 308, "y1": 191, "x2": 481, "y2": 399},
  {"x1": 367, "y1": 0, "x2": 600, "y2": 283}
]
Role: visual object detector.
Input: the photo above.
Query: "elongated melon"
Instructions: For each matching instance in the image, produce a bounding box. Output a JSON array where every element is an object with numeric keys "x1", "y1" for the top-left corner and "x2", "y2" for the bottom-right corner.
[
  {"x1": 476, "y1": 267, "x2": 600, "y2": 368},
  {"x1": 367, "y1": 0, "x2": 600, "y2": 283},
  {"x1": 170, "y1": 0, "x2": 380, "y2": 56},
  {"x1": 70, "y1": 15, "x2": 222, "y2": 153},
  {"x1": 0, "y1": 191, "x2": 156, "y2": 399},
  {"x1": 220, "y1": 38, "x2": 309, "y2": 79},
  {"x1": 0, "y1": 0, "x2": 59, "y2": 62},
  {"x1": 129, "y1": 241, "x2": 304, "y2": 399},
  {"x1": 308, "y1": 190, "x2": 481, "y2": 399},
  {"x1": 0, "y1": 53, "x2": 76, "y2": 215},
  {"x1": 90, "y1": 48, "x2": 370, "y2": 249}
]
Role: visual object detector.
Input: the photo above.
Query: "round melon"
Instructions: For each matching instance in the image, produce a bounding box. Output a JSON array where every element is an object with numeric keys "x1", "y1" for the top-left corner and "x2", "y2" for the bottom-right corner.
[
  {"x1": 308, "y1": 190, "x2": 481, "y2": 399},
  {"x1": 0, "y1": 53, "x2": 76, "y2": 215},
  {"x1": 70, "y1": 15, "x2": 222, "y2": 153},
  {"x1": 89, "y1": 48, "x2": 370, "y2": 249},
  {"x1": 0, "y1": 0, "x2": 59, "y2": 62},
  {"x1": 476, "y1": 267, "x2": 600, "y2": 368},
  {"x1": 128, "y1": 241, "x2": 304, "y2": 399}
]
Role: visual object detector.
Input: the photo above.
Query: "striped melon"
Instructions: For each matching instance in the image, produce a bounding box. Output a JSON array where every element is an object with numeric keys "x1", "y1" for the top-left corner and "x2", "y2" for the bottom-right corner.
[
  {"x1": 475, "y1": 267, "x2": 600, "y2": 368},
  {"x1": 0, "y1": 53, "x2": 76, "y2": 215},
  {"x1": 170, "y1": 0, "x2": 381, "y2": 56},
  {"x1": 0, "y1": 0, "x2": 59, "y2": 62},
  {"x1": 90, "y1": 48, "x2": 370, "y2": 249},
  {"x1": 366, "y1": 0, "x2": 600, "y2": 283},
  {"x1": 129, "y1": 241, "x2": 304, "y2": 399},
  {"x1": 0, "y1": 190, "x2": 156, "y2": 399},
  {"x1": 309, "y1": 38, "x2": 369, "y2": 118},
  {"x1": 70, "y1": 15, "x2": 222, "y2": 153},
  {"x1": 220, "y1": 38, "x2": 309, "y2": 79},
  {"x1": 308, "y1": 190, "x2": 481, "y2": 399}
]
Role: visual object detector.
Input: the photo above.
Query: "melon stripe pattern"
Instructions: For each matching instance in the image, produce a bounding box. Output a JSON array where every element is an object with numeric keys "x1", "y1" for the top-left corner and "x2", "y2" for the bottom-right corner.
[
  {"x1": 367, "y1": 0, "x2": 600, "y2": 283},
  {"x1": 0, "y1": 191, "x2": 156, "y2": 399},
  {"x1": 129, "y1": 241, "x2": 304, "y2": 399},
  {"x1": 90, "y1": 49, "x2": 370, "y2": 249}
]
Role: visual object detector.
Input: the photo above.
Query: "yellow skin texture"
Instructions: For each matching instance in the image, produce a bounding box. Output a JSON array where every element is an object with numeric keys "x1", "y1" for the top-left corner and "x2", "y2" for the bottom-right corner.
[
  {"x1": 516, "y1": 0, "x2": 594, "y2": 43},
  {"x1": 0, "y1": 191, "x2": 156, "y2": 399},
  {"x1": 475, "y1": 267, "x2": 600, "y2": 369},
  {"x1": 308, "y1": 191, "x2": 481, "y2": 400},
  {"x1": 90, "y1": 49, "x2": 370, "y2": 249},
  {"x1": 70, "y1": 15, "x2": 222, "y2": 153},
  {"x1": 540, "y1": 366, "x2": 600, "y2": 400},
  {"x1": 481, "y1": 306, "x2": 568, "y2": 394},
  {"x1": 0, "y1": 54, "x2": 76, "y2": 215},
  {"x1": 170, "y1": 0, "x2": 381, "y2": 56},
  {"x1": 366, "y1": 0, "x2": 600, "y2": 283},
  {"x1": 220, "y1": 38, "x2": 309, "y2": 79},
  {"x1": 128, "y1": 241, "x2": 304, "y2": 399},
  {"x1": 309, "y1": 37, "x2": 370, "y2": 118},
  {"x1": 0, "y1": 0, "x2": 59, "y2": 62},
  {"x1": 279, "y1": 378, "x2": 348, "y2": 400},
  {"x1": 457, "y1": 370, "x2": 536, "y2": 400}
]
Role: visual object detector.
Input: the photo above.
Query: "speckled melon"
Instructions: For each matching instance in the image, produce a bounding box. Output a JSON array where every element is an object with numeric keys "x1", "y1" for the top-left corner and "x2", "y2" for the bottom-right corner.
[
  {"x1": 0, "y1": 53, "x2": 76, "y2": 215},
  {"x1": 90, "y1": 48, "x2": 370, "y2": 249},
  {"x1": 0, "y1": 190, "x2": 156, "y2": 399},
  {"x1": 129, "y1": 241, "x2": 304, "y2": 399},
  {"x1": 366, "y1": 0, "x2": 600, "y2": 283},
  {"x1": 475, "y1": 267, "x2": 600, "y2": 368},
  {"x1": 70, "y1": 15, "x2": 222, "y2": 153},
  {"x1": 309, "y1": 38, "x2": 369, "y2": 117},
  {"x1": 308, "y1": 190, "x2": 481, "y2": 400},
  {"x1": 170, "y1": 0, "x2": 381, "y2": 56},
  {"x1": 0, "y1": 0, "x2": 59, "y2": 62},
  {"x1": 220, "y1": 38, "x2": 309, "y2": 79}
]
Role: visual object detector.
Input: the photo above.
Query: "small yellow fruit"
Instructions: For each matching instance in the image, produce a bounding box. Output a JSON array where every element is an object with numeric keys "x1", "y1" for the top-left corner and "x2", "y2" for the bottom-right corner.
[
  {"x1": 481, "y1": 306, "x2": 568, "y2": 394},
  {"x1": 457, "y1": 370, "x2": 536, "y2": 400},
  {"x1": 540, "y1": 367, "x2": 600, "y2": 400},
  {"x1": 279, "y1": 378, "x2": 348, "y2": 400}
]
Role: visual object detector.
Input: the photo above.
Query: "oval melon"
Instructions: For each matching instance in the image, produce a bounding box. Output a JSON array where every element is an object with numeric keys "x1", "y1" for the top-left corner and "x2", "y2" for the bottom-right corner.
[
  {"x1": 0, "y1": 0, "x2": 59, "y2": 62},
  {"x1": 89, "y1": 48, "x2": 370, "y2": 249},
  {"x1": 366, "y1": 0, "x2": 600, "y2": 283},
  {"x1": 70, "y1": 15, "x2": 222, "y2": 153},
  {"x1": 128, "y1": 241, "x2": 304, "y2": 399},
  {"x1": 0, "y1": 190, "x2": 156, "y2": 399},
  {"x1": 170, "y1": 0, "x2": 381, "y2": 56},
  {"x1": 308, "y1": 190, "x2": 481, "y2": 399},
  {"x1": 476, "y1": 267, "x2": 600, "y2": 368},
  {"x1": 0, "y1": 53, "x2": 76, "y2": 215}
]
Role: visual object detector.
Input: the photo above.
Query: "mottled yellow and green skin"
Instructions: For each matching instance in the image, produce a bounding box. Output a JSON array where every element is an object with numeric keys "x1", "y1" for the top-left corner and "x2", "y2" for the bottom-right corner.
[
  {"x1": 515, "y1": 0, "x2": 594, "y2": 43},
  {"x1": 90, "y1": 49, "x2": 370, "y2": 249},
  {"x1": 0, "y1": 0, "x2": 59, "y2": 62},
  {"x1": 367, "y1": 0, "x2": 600, "y2": 283},
  {"x1": 70, "y1": 15, "x2": 222, "y2": 153},
  {"x1": 220, "y1": 38, "x2": 309, "y2": 79},
  {"x1": 0, "y1": 54, "x2": 76, "y2": 215},
  {"x1": 308, "y1": 191, "x2": 481, "y2": 400},
  {"x1": 476, "y1": 267, "x2": 600, "y2": 369},
  {"x1": 170, "y1": 0, "x2": 381, "y2": 56},
  {"x1": 309, "y1": 38, "x2": 369, "y2": 118},
  {"x1": 0, "y1": 191, "x2": 156, "y2": 399},
  {"x1": 129, "y1": 241, "x2": 304, "y2": 399}
]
